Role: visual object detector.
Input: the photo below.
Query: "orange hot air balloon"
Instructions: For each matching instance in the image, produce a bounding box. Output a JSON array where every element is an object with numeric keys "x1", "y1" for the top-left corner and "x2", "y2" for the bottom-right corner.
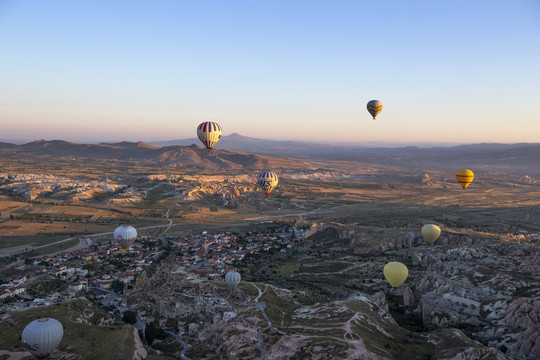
[{"x1": 456, "y1": 169, "x2": 474, "y2": 190}]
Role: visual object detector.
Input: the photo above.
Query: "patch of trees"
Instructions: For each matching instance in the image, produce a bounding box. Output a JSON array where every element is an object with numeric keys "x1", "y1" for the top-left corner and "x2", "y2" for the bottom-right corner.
[
  {"x1": 27, "y1": 278, "x2": 68, "y2": 297},
  {"x1": 122, "y1": 310, "x2": 137, "y2": 324},
  {"x1": 145, "y1": 321, "x2": 167, "y2": 344},
  {"x1": 111, "y1": 279, "x2": 125, "y2": 293}
]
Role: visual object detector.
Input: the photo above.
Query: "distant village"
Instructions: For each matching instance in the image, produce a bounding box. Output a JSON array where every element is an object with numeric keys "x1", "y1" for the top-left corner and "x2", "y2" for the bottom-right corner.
[{"x1": 0, "y1": 225, "x2": 304, "y2": 313}]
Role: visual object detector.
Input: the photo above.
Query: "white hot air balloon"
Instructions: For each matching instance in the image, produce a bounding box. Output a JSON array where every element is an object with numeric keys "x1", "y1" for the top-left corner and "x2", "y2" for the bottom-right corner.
[
  {"x1": 114, "y1": 225, "x2": 137, "y2": 252},
  {"x1": 197, "y1": 121, "x2": 222, "y2": 153},
  {"x1": 22, "y1": 318, "x2": 64, "y2": 359},
  {"x1": 257, "y1": 171, "x2": 279, "y2": 196},
  {"x1": 225, "y1": 271, "x2": 241, "y2": 289}
]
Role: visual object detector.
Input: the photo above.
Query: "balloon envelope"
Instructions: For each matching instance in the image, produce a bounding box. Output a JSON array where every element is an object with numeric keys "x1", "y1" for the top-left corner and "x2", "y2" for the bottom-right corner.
[
  {"x1": 421, "y1": 224, "x2": 441, "y2": 245},
  {"x1": 367, "y1": 100, "x2": 383, "y2": 119},
  {"x1": 22, "y1": 318, "x2": 64, "y2": 358},
  {"x1": 383, "y1": 262, "x2": 408, "y2": 287},
  {"x1": 257, "y1": 171, "x2": 279, "y2": 196},
  {"x1": 456, "y1": 169, "x2": 474, "y2": 189},
  {"x1": 197, "y1": 122, "x2": 222, "y2": 153},
  {"x1": 225, "y1": 271, "x2": 241, "y2": 289},
  {"x1": 114, "y1": 225, "x2": 137, "y2": 251}
]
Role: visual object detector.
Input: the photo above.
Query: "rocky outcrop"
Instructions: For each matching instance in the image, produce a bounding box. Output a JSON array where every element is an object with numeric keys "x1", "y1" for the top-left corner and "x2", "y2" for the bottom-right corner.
[
  {"x1": 409, "y1": 243, "x2": 540, "y2": 359},
  {"x1": 132, "y1": 327, "x2": 147, "y2": 360},
  {"x1": 267, "y1": 336, "x2": 308, "y2": 359},
  {"x1": 0, "y1": 173, "x2": 143, "y2": 203},
  {"x1": 421, "y1": 173, "x2": 433, "y2": 186},
  {"x1": 439, "y1": 347, "x2": 507, "y2": 360},
  {"x1": 303, "y1": 224, "x2": 540, "y2": 359}
]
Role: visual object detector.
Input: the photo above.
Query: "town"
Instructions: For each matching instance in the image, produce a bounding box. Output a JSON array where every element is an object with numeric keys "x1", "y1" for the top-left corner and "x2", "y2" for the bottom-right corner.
[{"x1": 0, "y1": 223, "x2": 302, "y2": 317}]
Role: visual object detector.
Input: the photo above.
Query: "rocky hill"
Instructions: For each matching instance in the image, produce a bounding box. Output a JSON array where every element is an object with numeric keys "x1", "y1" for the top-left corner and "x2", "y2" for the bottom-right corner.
[
  {"x1": 127, "y1": 263, "x2": 508, "y2": 359},
  {"x1": 2, "y1": 137, "x2": 539, "y2": 174},
  {"x1": 0, "y1": 170, "x2": 359, "y2": 207},
  {"x1": 0, "y1": 140, "x2": 313, "y2": 171},
  {"x1": 302, "y1": 224, "x2": 540, "y2": 359}
]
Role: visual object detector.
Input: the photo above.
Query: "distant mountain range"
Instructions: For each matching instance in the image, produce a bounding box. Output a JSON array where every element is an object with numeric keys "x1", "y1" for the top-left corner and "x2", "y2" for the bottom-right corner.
[
  {"x1": 0, "y1": 136, "x2": 538, "y2": 173},
  {"x1": 149, "y1": 133, "x2": 540, "y2": 173},
  {"x1": 0, "y1": 139, "x2": 312, "y2": 171}
]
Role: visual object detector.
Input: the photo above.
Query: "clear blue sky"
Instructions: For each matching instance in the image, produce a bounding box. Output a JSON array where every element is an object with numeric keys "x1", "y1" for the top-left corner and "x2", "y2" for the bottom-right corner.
[{"x1": 1, "y1": 0, "x2": 539, "y2": 144}]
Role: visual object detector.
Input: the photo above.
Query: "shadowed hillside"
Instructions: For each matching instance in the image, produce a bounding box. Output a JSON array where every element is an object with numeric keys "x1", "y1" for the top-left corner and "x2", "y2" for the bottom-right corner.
[
  {"x1": 0, "y1": 140, "x2": 313, "y2": 171},
  {"x1": 151, "y1": 134, "x2": 540, "y2": 174}
]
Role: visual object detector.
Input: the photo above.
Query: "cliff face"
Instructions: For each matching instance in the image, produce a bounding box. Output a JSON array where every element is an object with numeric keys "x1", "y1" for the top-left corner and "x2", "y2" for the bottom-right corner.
[
  {"x1": 332, "y1": 224, "x2": 540, "y2": 360},
  {"x1": 126, "y1": 260, "x2": 509, "y2": 359}
]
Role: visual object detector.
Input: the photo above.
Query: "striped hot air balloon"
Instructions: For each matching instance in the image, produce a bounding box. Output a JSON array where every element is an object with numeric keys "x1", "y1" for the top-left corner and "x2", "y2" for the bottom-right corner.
[
  {"x1": 367, "y1": 100, "x2": 383, "y2": 120},
  {"x1": 456, "y1": 169, "x2": 474, "y2": 190},
  {"x1": 197, "y1": 122, "x2": 222, "y2": 153},
  {"x1": 421, "y1": 224, "x2": 441, "y2": 245},
  {"x1": 257, "y1": 171, "x2": 278, "y2": 196},
  {"x1": 383, "y1": 262, "x2": 408, "y2": 287},
  {"x1": 225, "y1": 271, "x2": 241, "y2": 289},
  {"x1": 22, "y1": 318, "x2": 64, "y2": 359},
  {"x1": 114, "y1": 225, "x2": 137, "y2": 252}
]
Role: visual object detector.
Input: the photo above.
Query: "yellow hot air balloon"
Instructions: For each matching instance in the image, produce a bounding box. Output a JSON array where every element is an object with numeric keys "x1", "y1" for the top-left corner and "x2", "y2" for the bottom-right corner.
[
  {"x1": 421, "y1": 224, "x2": 441, "y2": 245},
  {"x1": 383, "y1": 262, "x2": 408, "y2": 287},
  {"x1": 456, "y1": 169, "x2": 474, "y2": 190},
  {"x1": 367, "y1": 100, "x2": 383, "y2": 120}
]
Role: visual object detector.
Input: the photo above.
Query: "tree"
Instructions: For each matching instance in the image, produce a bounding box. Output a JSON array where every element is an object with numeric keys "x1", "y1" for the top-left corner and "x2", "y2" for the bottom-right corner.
[
  {"x1": 122, "y1": 310, "x2": 137, "y2": 325},
  {"x1": 145, "y1": 321, "x2": 167, "y2": 344},
  {"x1": 111, "y1": 279, "x2": 125, "y2": 293}
]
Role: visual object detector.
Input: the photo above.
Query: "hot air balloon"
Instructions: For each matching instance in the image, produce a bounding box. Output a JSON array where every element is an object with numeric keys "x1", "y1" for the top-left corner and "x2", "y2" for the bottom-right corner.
[
  {"x1": 257, "y1": 171, "x2": 278, "y2": 196},
  {"x1": 225, "y1": 271, "x2": 241, "y2": 289},
  {"x1": 456, "y1": 169, "x2": 474, "y2": 190},
  {"x1": 367, "y1": 100, "x2": 383, "y2": 120},
  {"x1": 114, "y1": 225, "x2": 137, "y2": 252},
  {"x1": 22, "y1": 318, "x2": 64, "y2": 359},
  {"x1": 383, "y1": 262, "x2": 408, "y2": 287},
  {"x1": 421, "y1": 224, "x2": 441, "y2": 245},
  {"x1": 197, "y1": 121, "x2": 222, "y2": 153}
]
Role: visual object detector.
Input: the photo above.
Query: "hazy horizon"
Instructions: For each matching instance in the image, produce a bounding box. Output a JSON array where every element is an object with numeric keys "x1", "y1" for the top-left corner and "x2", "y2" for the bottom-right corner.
[{"x1": 1, "y1": 133, "x2": 538, "y2": 149}]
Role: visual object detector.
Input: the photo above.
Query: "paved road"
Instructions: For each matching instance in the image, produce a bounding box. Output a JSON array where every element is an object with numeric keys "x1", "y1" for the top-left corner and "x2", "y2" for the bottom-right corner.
[
  {"x1": 45, "y1": 237, "x2": 94, "y2": 257},
  {"x1": 254, "y1": 302, "x2": 272, "y2": 360},
  {"x1": 0, "y1": 221, "x2": 174, "y2": 258},
  {"x1": 250, "y1": 282, "x2": 263, "y2": 301},
  {"x1": 165, "y1": 330, "x2": 192, "y2": 360},
  {"x1": 0, "y1": 237, "x2": 78, "y2": 258},
  {"x1": 249, "y1": 282, "x2": 272, "y2": 360}
]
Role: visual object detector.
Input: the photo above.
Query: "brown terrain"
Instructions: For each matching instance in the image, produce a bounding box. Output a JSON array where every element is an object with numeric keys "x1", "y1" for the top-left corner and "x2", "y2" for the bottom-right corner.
[{"x1": 0, "y1": 138, "x2": 539, "y2": 359}]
